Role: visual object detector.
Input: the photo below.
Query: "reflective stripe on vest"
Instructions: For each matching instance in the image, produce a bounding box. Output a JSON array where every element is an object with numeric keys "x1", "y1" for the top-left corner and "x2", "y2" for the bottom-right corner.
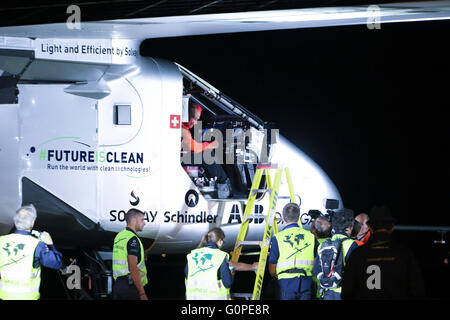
[
  {"x1": 0, "y1": 233, "x2": 41, "y2": 300},
  {"x1": 328, "y1": 234, "x2": 355, "y2": 293},
  {"x1": 275, "y1": 226, "x2": 315, "y2": 279},
  {"x1": 185, "y1": 247, "x2": 230, "y2": 300},
  {"x1": 112, "y1": 230, "x2": 148, "y2": 287}
]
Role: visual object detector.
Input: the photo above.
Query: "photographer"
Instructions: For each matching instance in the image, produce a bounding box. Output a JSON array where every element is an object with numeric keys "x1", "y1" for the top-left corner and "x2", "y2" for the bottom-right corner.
[
  {"x1": 310, "y1": 210, "x2": 332, "y2": 244},
  {"x1": 341, "y1": 206, "x2": 425, "y2": 300},
  {"x1": 309, "y1": 210, "x2": 332, "y2": 299},
  {"x1": 0, "y1": 204, "x2": 62, "y2": 300},
  {"x1": 313, "y1": 208, "x2": 358, "y2": 300}
]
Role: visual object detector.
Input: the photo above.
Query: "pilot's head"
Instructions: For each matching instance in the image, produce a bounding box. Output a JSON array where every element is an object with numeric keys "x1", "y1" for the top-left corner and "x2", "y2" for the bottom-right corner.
[
  {"x1": 186, "y1": 101, "x2": 202, "y2": 129},
  {"x1": 14, "y1": 204, "x2": 37, "y2": 232}
]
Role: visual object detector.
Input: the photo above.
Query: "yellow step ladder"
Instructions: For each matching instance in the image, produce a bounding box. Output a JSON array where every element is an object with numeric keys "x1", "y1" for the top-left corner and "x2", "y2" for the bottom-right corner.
[{"x1": 231, "y1": 163, "x2": 297, "y2": 300}]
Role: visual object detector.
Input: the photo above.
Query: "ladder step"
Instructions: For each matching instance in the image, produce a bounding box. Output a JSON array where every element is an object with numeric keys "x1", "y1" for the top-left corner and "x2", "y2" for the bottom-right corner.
[
  {"x1": 231, "y1": 293, "x2": 253, "y2": 300},
  {"x1": 251, "y1": 189, "x2": 272, "y2": 196},
  {"x1": 231, "y1": 165, "x2": 294, "y2": 300},
  {"x1": 238, "y1": 241, "x2": 262, "y2": 247},
  {"x1": 243, "y1": 215, "x2": 266, "y2": 221},
  {"x1": 240, "y1": 251, "x2": 261, "y2": 256}
]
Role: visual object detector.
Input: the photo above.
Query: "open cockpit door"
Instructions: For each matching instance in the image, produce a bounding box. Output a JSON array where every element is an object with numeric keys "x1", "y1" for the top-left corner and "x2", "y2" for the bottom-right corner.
[{"x1": 177, "y1": 64, "x2": 277, "y2": 200}]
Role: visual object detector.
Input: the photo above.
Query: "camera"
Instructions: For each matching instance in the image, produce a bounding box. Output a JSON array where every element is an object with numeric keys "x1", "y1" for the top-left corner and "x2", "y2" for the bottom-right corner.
[
  {"x1": 323, "y1": 198, "x2": 340, "y2": 222},
  {"x1": 31, "y1": 230, "x2": 42, "y2": 239},
  {"x1": 308, "y1": 210, "x2": 322, "y2": 220}
]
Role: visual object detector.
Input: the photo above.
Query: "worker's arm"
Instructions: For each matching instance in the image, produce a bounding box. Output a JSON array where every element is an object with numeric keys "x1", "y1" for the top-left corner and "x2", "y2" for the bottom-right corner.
[
  {"x1": 267, "y1": 236, "x2": 279, "y2": 279},
  {"x1": 269, "y1": 264, "x2": 277, "y2": 279},
  {"x1": 182, "y1": 127, "x2": 217, "y2": 154},
  {"x1": 344, "y1": 241, "x2": 359, "y2": 264},
  {"x1": 229, "y1": 261, "x2": 258, "y2": 271},
  {"x1": 220, "y1": 257, "x2": 234, "y2": 289},
  {"x1": 127, "y1": 255, "x2": 148, "y2": 300},
  {"x1": 34, "y1": 232, "x2": 63, "y2": 269}
]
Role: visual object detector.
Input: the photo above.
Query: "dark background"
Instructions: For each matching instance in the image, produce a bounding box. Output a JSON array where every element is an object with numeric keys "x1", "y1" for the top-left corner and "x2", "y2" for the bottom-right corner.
[
  {"x1": 141, "y1": 21, "x2": 449, "y2": 226},
  {"x1": 139, "y1": 20, "x2": 450, "y2": 299}
]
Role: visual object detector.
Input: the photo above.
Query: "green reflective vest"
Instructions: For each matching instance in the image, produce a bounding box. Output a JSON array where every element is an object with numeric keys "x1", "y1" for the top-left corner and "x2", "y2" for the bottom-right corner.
[
  {"x1": 112, "y1": 229, "x2": 148, "y2": 287},
  {"x1": 275, "y1": 226, "x2": 315, "y2": 279},
  {"x1": 328, "y1": 233, "x2": 355, "y2": 294},
  {"x1": 0, "y1": 233, "x2": 41, "y2": 300},
  {"x1": 185, "y1": 247, "x2": 230, "y2": 300}
]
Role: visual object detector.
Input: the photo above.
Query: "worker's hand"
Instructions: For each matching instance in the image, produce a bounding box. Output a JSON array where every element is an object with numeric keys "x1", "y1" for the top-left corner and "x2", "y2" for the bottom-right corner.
[
  {"x1": 40, "y1": 231, "x2": 53, "y2": 245},
  {"x1": 140, "y1": 293, "x2": 148, "y2": 300},
  {"x1": 144, "y1": 241, "x2": 156, "y2": 260},
  {"x1": 252, "y1": 262, "x2": 259, "y2": 271},
  {"x1": 210, "y1": 140, "x2": 219, "y2": 149}
]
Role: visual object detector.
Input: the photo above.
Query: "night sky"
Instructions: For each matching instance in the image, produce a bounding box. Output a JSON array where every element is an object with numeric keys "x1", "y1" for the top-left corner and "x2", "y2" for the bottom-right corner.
[
  {"x1": 141, "y1": 21, "x2": 450, "y2": 299},
  {"x1": 141, "y1": 20, "x2": 450, "y2": 226}
]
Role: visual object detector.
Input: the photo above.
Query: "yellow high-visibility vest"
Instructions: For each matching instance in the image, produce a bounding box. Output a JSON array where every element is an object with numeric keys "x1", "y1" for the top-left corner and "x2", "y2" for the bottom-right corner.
[
  {"x1": 185, "y1": 247, "x2": 230, "y2": 300},
  {"x1": 0, "y1": 233, "x2": 41, "y2": 300},
  {"x1": 112, "y1": 229, "x2": 148, "y2": 287},
  {"x1": 275, "y1": 226, "x2": 315, "y2": 280}
]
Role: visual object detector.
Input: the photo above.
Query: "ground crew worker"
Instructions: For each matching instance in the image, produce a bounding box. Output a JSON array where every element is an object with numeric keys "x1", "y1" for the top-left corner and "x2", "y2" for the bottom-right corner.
[
  {"x1": 314, "y1": 208, "x2": 358, "y2": 300},
  {"x1": 0, "y1": 204, "x2": 62, "y2": 300},
  {"x1": 341, "y1": 206, "x2": 425, "y2": 299},
  {"x1": 268, "y1": 203, "x2": 319, "y2": 300},
  {"x1": 185, "y1": 227, "x2": 232, "y2": 300},
  {"x1": 112, "y1": 208, "x2": 148, "y2": 300},
  {"x1": 310, "y1": 214, "x2": 332, "y2": 299}
]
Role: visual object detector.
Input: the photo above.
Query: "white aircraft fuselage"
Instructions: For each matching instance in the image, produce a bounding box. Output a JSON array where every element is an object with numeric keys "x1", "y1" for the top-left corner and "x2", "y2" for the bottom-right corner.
[{"x1": 0, "y1": 37, "x2": 342, "y2": 253}]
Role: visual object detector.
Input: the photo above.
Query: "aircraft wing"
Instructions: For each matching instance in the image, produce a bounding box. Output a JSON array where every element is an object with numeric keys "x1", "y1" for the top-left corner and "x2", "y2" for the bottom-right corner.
[{"x1": 0, "y1": 1, "x2": 449, "y2": 40}]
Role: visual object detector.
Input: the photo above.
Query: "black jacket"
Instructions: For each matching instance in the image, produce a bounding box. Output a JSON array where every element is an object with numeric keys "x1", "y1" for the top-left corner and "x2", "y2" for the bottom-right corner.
[{"x1": 341, "y1": 231, "x2": 425, "y2": 300}]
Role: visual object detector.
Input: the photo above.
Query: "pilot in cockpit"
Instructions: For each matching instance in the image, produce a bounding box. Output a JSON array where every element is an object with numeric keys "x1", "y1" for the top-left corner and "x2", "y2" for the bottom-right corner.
[{"x1": 181, "y1": 100, "x2": 232, "y2": 199}]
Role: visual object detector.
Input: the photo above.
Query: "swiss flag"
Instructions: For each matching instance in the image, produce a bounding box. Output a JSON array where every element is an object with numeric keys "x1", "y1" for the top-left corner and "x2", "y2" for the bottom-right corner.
[{"x1": 170, "y1": 114, "x2": 181, "y2": 129}]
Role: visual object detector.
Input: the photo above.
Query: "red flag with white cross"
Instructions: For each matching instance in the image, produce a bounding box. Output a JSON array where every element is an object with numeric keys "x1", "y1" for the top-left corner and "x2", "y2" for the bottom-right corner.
[{"x1": 170, "y1": 114, "x2": 181, "y2": 129}]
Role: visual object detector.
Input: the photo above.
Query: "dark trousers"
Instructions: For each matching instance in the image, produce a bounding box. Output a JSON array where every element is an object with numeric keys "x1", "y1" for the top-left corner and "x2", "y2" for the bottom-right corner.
[
  {"x1": 323, "y1": 289, "x2": 342, "y2": 300},
  {"x1": 183, "y1": 153, "x2": 228, "y2": 183},
  {"x1": 112, "y1": 276, "x2": 140, "y2": 300},
  {"x1": 280, "y1": 276, "x2": 313, "y2": 300},
  {"x1": 205, "y1": 163, "x2": 228, "y2": 183}
]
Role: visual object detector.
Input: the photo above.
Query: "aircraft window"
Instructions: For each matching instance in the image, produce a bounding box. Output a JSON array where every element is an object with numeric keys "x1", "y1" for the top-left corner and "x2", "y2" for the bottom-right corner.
[
  {"x1": 181, "y1": 74, "x2": 269, "y2": 200},
  {"x1": 114, "y1": 104, "x2": 131, "y2": 125},
  {"x1": 180, "y1": 95, "x2": 266, "y2": 200}
]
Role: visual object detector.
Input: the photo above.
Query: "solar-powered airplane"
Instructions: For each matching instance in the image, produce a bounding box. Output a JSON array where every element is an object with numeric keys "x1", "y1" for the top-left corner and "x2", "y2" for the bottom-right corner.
[{"x1": 0, "y1": 0, "x2": 449, "y2": 298}]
